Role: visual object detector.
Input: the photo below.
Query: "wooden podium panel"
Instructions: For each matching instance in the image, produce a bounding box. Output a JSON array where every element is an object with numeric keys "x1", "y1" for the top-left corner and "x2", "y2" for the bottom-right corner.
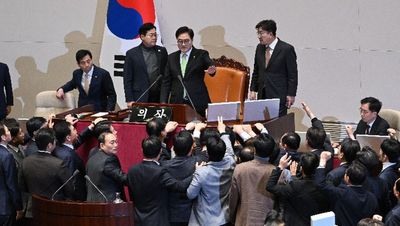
[{"x1": 32, "y1": 195, "x2": 134, "y2": 226}]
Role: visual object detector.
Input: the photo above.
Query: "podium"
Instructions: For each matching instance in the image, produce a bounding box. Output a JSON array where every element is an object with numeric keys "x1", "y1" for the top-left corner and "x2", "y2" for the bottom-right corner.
[{"x1": 32, "y1": 195, "x2": 134, "y2": 226}]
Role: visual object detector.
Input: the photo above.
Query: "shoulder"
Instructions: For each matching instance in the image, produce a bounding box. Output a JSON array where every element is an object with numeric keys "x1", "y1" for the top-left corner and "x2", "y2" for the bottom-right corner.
[
  {"x1": 0, "y1": 146, "x2": 12, "y2": 159},
  {"x1": 93, "y1": 65, "x2": 110, "y2": 75},
  {"x1": 277, "y1": 39, "x2": 295, "y2": 49},
  {"x1": 126, "y1": 46, "x2": 141, "y2": 55},
  {"x1": 376, "y1": 115, "x2": 390, "y2": 127},
  {"x1": 156, "y1": 45, "x2": 167, "y2": 53}
]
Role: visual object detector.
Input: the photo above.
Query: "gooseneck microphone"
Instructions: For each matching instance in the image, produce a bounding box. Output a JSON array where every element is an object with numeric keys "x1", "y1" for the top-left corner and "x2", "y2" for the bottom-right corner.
[
  {"x1": 84, "y1": 175, "x2": 108, "y2": 202},
  {"x1": 134, "y1": 74, "x2": 163, "y2": 103},
  {"x1": 51, "y1": 169, "x2": 80, "y2": 200},
  {"x1": 177, "y1": 75, "x2": 198, "y2": 115}
]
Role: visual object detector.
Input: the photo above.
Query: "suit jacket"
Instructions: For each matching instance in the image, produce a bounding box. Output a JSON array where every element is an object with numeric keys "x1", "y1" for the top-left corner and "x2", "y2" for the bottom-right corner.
[
  {"x1": 326, "y1": 163, "x2": 349, "y2": 186},
  {"x1": 354, "y1": 115, "x2": 390, "y2": 136},
  {"x1": 53, "y1": 144, "x2": 86, "y2": 201},
  {"x1": 380, "y1": 163, "x2": 400, "y2": 208},
  {"x1": 230, "y1": 157, "x2": 275, "y2": 226},
  {"x1": 363, "y1": 174, "x2": 391, "y2": 216},
  {"x1": 315, "y1": 168, "x2": 378, "y2": 226},
  {"x1": 162, "y1": 148, "x2": 208, "y2": 223},
  {"x1": 86, "y1": 150, "x2": 127, "y2": 202},
  {"x1": 60, "y1": 65, "x2": 116, "y2": 112},
  {"x1": 250, "y1": 39, "x2": 298, "y2": 115},
  {"x1": 0, "y1": 62, "x2": 13, "y2": 120},
  {"x1": 0, "y1": 145, "x2": 22, "y2": 216},
  {"x1": 127, "y1": 161, "x2": 170, "y2": 226},
  {"x1": 160, "y1": 47, "x2": 215, "y2": 113},
  {"x1": 266, "y1": 167, "x2": 330, "y2": 226},
  {"x1": 385, "y1": 203, "x2": 400, "y2": 226},
  {"x1": 123, "y1": 44, "x2": 168, "y2": 103}
]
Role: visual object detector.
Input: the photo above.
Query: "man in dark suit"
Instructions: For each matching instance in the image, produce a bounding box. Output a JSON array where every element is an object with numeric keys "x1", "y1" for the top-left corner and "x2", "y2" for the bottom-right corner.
[
  {"x1": 160, "y1": 26, "x2": 216, "y2": 117},
  {"x1": 385, "y1": 178, "x2": 400, "y2": 225},
  {"x1": 0, "y1": 62, "x2": 13, "y2": 121},
  {"x1": 379, "y1": 139, "x2": 400, "y2": 208},
  {"x1": 249, "y1": 19, "x2": 298, "y2": 116},
  {"x1": 21, "y1": 128, "x2": 74, "y2": 218},
  {"x1": 86, "y1": 131, "x2": 127, "y2": 202},
  {"x1": 56, "y1": 49, "x2": 117, "y2": 112},
  {"x1": 123, "y1": 23, "x2": 168, "y2": 105},
  {"x1": 316, "y1": 151, "x2": 378, "y2": 226},
  {"x1": 266, "y1": 152, "x2": 330, "y2": 226},
  {"x1": 0, "y1": 123, "x2": 23, "y2": 226},
  {"x1": 347, "y1": 97, "x2": 390, "y2": 138},
  {"x1": 53, "y1": 121, "x2": 87, "y2": 201}
]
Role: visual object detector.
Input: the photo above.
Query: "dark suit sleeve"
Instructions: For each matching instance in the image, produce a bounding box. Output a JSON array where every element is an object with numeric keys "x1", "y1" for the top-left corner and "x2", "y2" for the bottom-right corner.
[
  {"x1": 104, "y1": 156, "x2": 127, "y2": 186},
  {"x1": 160, "y1": 60, "x2": 172, "y2": 103},
  {"x1": 266, "y1": 167, "x2": 294, "y2": 197},
  {"x1": 286, "y1": 45, "x2": 298, "y2": 96},
  {"x1": 73, "y1": 127, "x2": 93, "y2": 149},
  {"x1": 4, "y1": 153, "x2": 23, "y2": 210},
  {"x1": 60, "y1": 73, "x2": 78, "y2": 93},
  {"x1": 3, "y1": 64, "x2": 13, "y2": 106},
  {"x1": 202, "y1": 50, "x2": 215, "y2": 77},
  {"x1": 57, "y1": 161, "x2": 75, "y2": 199},
  {"x1": 160, "y1": 167, "x2": 192, "y2": 192},
  {"x1": 102, "y1": 71, "x2": 117, "y2": 111},
  {"x1": 123, "y1": 51, "x2": 135, "y2": 102},
  {"x1": 315, "y1": 167, "x2": 343, "y2": 202},
  {"x1": 250, "y1": 46, "x2": 260, "y2": 92}
]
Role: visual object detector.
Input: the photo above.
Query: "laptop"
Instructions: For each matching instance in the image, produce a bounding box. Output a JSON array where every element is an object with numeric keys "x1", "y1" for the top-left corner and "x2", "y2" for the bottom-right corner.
[
  {"x1": 207, "y1": 101, "x2": 241, "y2": 122},
  {"x1": 242, "y1": 98, "x2": 280, "y2": 122},
  {"x1": 356, "y1": 134, "x2": 390, "y2": 153}
]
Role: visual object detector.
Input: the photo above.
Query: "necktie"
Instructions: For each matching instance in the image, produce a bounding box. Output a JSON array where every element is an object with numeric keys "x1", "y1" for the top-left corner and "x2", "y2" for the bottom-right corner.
[
  {"x1": 181, "y1": 53, "x2": 188, "y2": 77},
  {"x1": 83, "y1": 73, "x2": 90, "y2": 94},
  {"x1": 265, "y1": 46, "x2": 271, "y2": 68},
  {"x1": 366, "y1": 125, "x2": 370, "y2": 134}
]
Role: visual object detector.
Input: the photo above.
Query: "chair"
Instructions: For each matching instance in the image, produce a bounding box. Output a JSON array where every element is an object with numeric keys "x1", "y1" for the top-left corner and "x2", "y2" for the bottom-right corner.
[
  {"x1": 35, "y1": 91, "x2": 76, "y2": 117},
  {"x1": 204, "y1": 55, "x2": 250, "y2": 103},
  {"x1": 379, "y1": 108, "x2": 400, "y2": 139}
]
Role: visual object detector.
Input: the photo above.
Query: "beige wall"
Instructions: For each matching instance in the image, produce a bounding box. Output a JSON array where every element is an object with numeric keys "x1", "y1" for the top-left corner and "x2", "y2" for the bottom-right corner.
[{"x1": 1, "y1": 0, "x2": 400, "y2": 130}]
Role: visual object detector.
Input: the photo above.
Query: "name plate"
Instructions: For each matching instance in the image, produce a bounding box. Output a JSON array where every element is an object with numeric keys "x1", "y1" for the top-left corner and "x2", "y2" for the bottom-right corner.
[{"x1": 130, "y1": 106, "x2": 172, "y2": 122}]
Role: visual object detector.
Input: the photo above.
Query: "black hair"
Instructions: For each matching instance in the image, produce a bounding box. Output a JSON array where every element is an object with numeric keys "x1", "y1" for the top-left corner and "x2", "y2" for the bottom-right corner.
[
  {"x1": 206, "y1": 136, "x2": 226, "y2": 162},
  {"x1": 139, "y1": 22, "x2": 156, "y2": 36},
  {"x1": 35, "y1": 128, "x2": 55, "y2": 151},
  {"x1": 75, "y1": 49, "x2": 92, "y2": 63},
  {"x1": 200, "y1": 128, "x2": 220, "y2": 146},
  {"x1": 2, "y1": 118, "x2": 20, "y2": 138},
  {"x1": 253, "y1": 133, "x2": 276, "y2": 158},
  {"x1": 281, "y1": 131, "x2": 301, "y2": 150},
  {"x1": 346, "y1": 162, "x2": 367, "y2": 185},
  {"x1": 306, "y1": 127, "x2": 326, "y2": 149},
  {"x1": 175, "y1": 26, "x2": 194, "y2": 39},
  {"x1": 380, "y1": 138, "x2": 400, "y2": 163},
  {"x1": 355, "y1": 146, "x2": 381, "y2": 176},
  {"x1": 264, "y1": 210, "x2": 284, "y2": 226},
  {"x1": 255, "y1": 19, "x2": 277, "y2": 36},
  {"x1": 142, "y1": 136, "x2": 161, "y2": 158},
  {"x1": 93, "y1": 120, "x2": 113, "y2": 139},
  {"x1": 340, "y1": 138, "x2": 360, "y2": 163},
  {"x1": 357, "y1": 218, "x2": 384, "y2": 226},
  {"x1": 238, "y1": 146, "x2": 255, "y2": 163},
  {"x1": 299, "y1": 152, "x2": 319, "y2": 176},
  {"x1": 173, "y1": 130, "x2": 193, "y2": 157},
  {"x1": 146, "y1": 118, "x2": 166, "y2": 137},
  {"x1": 360, "y1": 97, "x2": 382, "y2": 113},
  {"x1": 26, "y1": 117, "x2": 47, "y2": 138},
  {"x1": 53, "y1": 121, "x2": 72, "y2": 145}
]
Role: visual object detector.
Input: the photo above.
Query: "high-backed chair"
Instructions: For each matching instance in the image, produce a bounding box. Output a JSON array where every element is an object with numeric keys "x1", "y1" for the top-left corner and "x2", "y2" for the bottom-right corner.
[
  {"x1": 35, "y1": 91, "x2": 76, "y2": 117},
  {"x1": 204, "y1": 56, "x2": 250, "y2": 103},
  {"x1": 379, "y1": 108, "x2": 400, "y2": 139}
]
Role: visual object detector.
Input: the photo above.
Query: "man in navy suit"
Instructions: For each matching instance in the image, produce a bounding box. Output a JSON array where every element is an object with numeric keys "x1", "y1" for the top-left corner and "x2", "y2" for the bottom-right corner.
[
  {"x1": 0, "y1": 62, "x2": 13, "y2": 121},
  {"x1": 56, "y1": 49, "x2": 117, "y2": 112},
  {"x1": 123, "y1": 23, "x2": 168, "y2": 105},
  {"x1": 160, "y1": 26, "x2": 216, "y2": 117},
  {"x1": 249, "y1": 19, "x2": 298, "y2": 116},
  {"x1": 0, "y1": 123, "x2": 24, "y2": 225},
  {"x1": 379, "y1": 139, "x2": 400, "y2": 208}
]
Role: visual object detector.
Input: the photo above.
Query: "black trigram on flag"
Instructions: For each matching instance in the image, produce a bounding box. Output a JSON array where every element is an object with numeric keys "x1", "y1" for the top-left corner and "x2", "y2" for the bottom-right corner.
[{"x1": 113, "y1": 55, "x2": 126, "y2": 77}]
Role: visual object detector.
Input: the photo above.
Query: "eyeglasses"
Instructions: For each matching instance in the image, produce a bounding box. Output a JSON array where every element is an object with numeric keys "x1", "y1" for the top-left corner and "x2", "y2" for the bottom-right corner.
[
  {"x1": 177, "y1": 39, "x2": 191, "y2": 45},
  {"x1": 359, "y1": 108, "x2": 371, "y2": 114},
  {"x1": 256, "y1": 31, "x2": 268, "y2": 37},
  {"x1": 146, "y1": 32, "x2": 158, "y2": 38}
]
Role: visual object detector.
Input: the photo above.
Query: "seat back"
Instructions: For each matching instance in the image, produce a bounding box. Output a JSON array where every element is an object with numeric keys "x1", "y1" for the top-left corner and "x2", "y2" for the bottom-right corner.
[
  {"x1": 204, "y1": 56, "x2": 250, "y2": 103},
  {"x1": 35, "y1": 91, "x2": 76, "y2": 117},
  {"x1": 379, "y1": 108, "x2": 400, "y2": 139}
]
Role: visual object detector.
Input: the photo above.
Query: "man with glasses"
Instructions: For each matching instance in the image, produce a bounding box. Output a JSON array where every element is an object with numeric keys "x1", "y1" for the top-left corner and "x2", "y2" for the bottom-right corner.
[
  {"x1": 249, "y1": 19, "x2": 298, "y2": 116},
  {"x1": 160, "y1": 26, "x2": 216, "y2": 117},
  {"x1": 123, "y1": 23, "x2": 168, "y2": 105},
  {"x1": 346, "y1": 96, "x2": 390, "y2": 138}
]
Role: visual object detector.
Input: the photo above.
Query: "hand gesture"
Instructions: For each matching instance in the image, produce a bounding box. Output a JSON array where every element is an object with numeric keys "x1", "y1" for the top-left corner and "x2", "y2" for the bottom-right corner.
[
  {"x1": 217, "y1": 116, "x2": 226, "y2": 133},
  {"x1": 185, "y1": 122, "x2": 196, "y2": 131},
  {"x1": 165, "y1": 121, "x2": 178, "y2": 133},
  {"x1": 278, "y1": 153, "x2": 292, "y2": 170},
  {"x1": 254, "y1": 123, "x2": 265, "y2": 131},
  {"x1": 194, "y1": 122, "x2": 207, "y2": 132},
  {"x1": 56, "y1": 88, "x2": 65, "y2": 99}
]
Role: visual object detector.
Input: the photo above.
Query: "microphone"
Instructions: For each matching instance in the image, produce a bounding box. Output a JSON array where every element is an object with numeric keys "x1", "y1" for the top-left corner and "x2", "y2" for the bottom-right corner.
[
  {"x1": 134, "y1": 74, "x2": 163, "y2": 102},
  {"x1": 84, "y1": 175, "x2": 108, "y2": 202},
  {"x1": 177, "y1": 75, "x2": 198, "y2": 115},
  {"x1": 51, "y1": 169, "x2": 80, "y2": 200}
]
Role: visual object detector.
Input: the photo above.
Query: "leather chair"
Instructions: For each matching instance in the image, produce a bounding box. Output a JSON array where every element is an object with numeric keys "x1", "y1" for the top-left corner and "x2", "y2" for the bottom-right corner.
[
  {"x1": 379, "y1": 108, "x2": 400, "y2": 139},
  {"x1": 35, "y1": 91, "x2": 76, "y2": 117},
  {"x1": 204, "y1": 56, "x2": 250, "y2": 103}
]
